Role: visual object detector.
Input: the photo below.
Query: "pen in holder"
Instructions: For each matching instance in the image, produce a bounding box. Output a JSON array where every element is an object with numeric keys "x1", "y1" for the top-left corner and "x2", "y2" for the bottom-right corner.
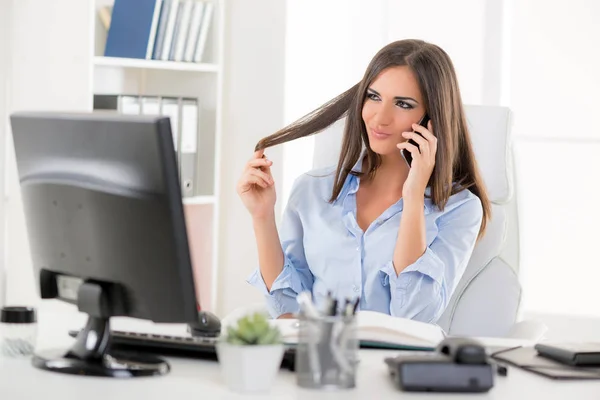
[{"x1": 295, "y1": 312, "x2": 359, "y2": 390}]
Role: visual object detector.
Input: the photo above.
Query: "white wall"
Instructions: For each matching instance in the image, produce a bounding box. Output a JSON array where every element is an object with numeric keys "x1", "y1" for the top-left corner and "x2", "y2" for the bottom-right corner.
[
  {"x1": 0, "y1": 1, "x2": 11, "y2": 307},
  {"x1": 509, "y1": 0, "x2": 600, "y2": 316},
  {"x1": 282, "y1": 0, "x2": 506, "y2": 204},
  {"x1": 282, "y1": 0, "x2": 389, "y2": 205},
  {"x1": 387, "y1": 0, "x2": 490, "y2": 105},
  {"x1": 523, "y1": 310, "x2": 600, "y2": 342},
  {"x1": 217, "y1": 0, "x2": 287, "y2": 317},
  {"x1": 3, "y1": 0, "x2": 94, "y2": 307}
]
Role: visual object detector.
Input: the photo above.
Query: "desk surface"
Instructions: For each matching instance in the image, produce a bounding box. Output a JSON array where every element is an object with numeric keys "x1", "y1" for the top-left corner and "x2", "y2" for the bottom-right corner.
[{"x1": 2, "y1": 305, "x2": 600, "y2": 400}]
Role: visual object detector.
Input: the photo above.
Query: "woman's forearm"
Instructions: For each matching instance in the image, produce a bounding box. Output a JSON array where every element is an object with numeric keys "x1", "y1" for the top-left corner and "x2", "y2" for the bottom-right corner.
[
  {"x1": 392, "y1": 196, "x2": 427, "y2": 275},
  {"x1": 253, "y1": 212, "x2": 285, "y2": 291}
]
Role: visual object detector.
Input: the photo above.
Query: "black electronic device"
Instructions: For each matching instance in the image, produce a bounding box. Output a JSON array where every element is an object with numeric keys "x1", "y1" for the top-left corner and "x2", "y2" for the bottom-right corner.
[
  {"x1": 385, "y1": 337, "x2": 495, "y2": 393},
  {"x1": 437, "y1": 336, "x2": 488, "y2": 365},
  {"x1": 67, "y1": 328, "x2": 298, "y2": 371},
  {"x1": 9, "y1": 111, "x2": 218, "y2": 378},
  {"x1": 535, "y1": 343, "x2": 600, "y2": 367},
  {"x1": 189, "y1": 311, "x2": 222, "y2": 338},
  {"x1": 402, "y1": 113, "x2": 430, "y2": 167}
]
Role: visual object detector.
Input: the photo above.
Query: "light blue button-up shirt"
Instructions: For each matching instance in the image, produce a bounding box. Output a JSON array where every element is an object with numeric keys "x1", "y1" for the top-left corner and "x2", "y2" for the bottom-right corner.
[{"x1": 247, "y1": 156, "x2": 483, "y2": 323}]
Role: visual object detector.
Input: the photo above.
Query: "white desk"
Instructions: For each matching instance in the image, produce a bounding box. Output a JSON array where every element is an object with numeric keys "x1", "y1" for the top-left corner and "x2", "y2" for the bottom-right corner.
[{"x1": 2, "y1": 306, "x2": 600, "y2": 400}]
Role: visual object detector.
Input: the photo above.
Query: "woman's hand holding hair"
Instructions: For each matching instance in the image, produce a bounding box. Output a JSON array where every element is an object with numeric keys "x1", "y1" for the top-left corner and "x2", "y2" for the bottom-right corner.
[
  {"x1": 396, "y1": 121, "x2": 437, "y2": 200},
  {"x1": 237, "y1": 149, "x2": 277, "y2": 220},
  {"x1": 238, "y1": 148, "x2": 284, "y2": 291}
]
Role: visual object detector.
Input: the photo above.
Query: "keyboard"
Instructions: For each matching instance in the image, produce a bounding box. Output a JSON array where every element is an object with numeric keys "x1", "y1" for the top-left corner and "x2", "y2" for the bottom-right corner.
[{"x1": 68, "y1": 329, "x2": 297, "y2": 371}]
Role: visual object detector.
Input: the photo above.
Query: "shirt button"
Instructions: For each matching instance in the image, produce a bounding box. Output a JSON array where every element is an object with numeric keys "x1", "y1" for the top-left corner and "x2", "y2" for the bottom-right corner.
[
  {"x1": 355, "y1": 247, "x2": 359, "y2": 251},
  {"x1": 353, "y1": 285, "x2": 359, "y2": 293}
]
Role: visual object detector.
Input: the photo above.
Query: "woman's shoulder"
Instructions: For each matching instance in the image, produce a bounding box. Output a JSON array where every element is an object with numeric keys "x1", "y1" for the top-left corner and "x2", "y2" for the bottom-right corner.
[
  {"x1": 449, "y1": 186, "x2": 481, "y2": 205},
  {"x1": 289, "y1": 164, "x2": 335, "y2": 186},
  {"x1": 431, "y1": 186, "x2": 483, "y2": 220},
  {"x1": 287, "y1": 165, "x2": 338, "y2": 205}
]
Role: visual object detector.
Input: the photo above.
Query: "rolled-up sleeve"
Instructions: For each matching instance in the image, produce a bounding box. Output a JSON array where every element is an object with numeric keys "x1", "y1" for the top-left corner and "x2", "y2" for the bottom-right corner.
[
  {"x1": 379, "y1": 195, "x2": 483, "y2": 323},
  {"x1": 246, "y1": 176, "x2": 314, "y2": 318}
]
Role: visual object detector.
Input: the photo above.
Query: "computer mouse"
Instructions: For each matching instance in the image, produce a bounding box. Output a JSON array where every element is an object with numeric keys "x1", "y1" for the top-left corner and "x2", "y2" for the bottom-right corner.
[{"x1": 188, "y1": 311, "x2": 222, "y2": 338}]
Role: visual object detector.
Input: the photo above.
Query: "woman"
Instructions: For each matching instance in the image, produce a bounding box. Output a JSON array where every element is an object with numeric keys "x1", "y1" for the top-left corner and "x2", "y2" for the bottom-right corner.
[{"x1": 237, "y1": 39, "x2": 491, "y2": 323}]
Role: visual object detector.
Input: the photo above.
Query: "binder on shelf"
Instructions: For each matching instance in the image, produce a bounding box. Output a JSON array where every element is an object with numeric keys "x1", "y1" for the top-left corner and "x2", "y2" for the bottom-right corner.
[
  {"x1": 92, "y1": 94, "x2": 198, "y2": 197},
  {"x1": 141, "y1": 96, "x2": 161, "y2": 116},
  {"x1": 167, "y1": 0, "x2": 186, "y2": 61},
  {"x1": 180, "y1": 98, "x2": 199, "y2": 198},
  {"x1": 160, "y1": 97, "x2": 181, "y2": 152},
  {"x1": 159, "y1": 0, "x2": 181, "y2": 61},
  {"x1": 193, "y1": 1, "x2": 213, "y2": 63},
  {"x1": 104, "y1": 0, "x2": 214, "y2": 64},
  {"x1": 105, "y1": 0, "x2": 163, "y2": 60},
  {"x1": 98, "y1": 6, "x2": 112, "y2": 31},
  {"x1": 184, "y1": 2, "x2": 205, "y2": 62},
  {"x1": 173, "y1": 0, "x2": 194, "y2": 62},
  {"x1": 93, "y1": 94, "x2": 119, "y2": 111},
  {"x1": 143, "y1": 97, "x2": 182, "y2": 165},
  {"x1": 93, "y1": 94, "x2": 141, "y2": 114},
  {"x1": 152, "y1": 0, "x2": 173, "y2": 60},
  {"x1": 120, "y1": 96, "x2": 142, "y2": 115}
]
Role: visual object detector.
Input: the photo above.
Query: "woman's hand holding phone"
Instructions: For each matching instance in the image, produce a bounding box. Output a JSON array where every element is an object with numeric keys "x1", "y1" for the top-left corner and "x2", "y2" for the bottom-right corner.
[
  {"x1": 236, "y1": 149, "x2": 276, "y2": 219},
  {"x1": 396, "y1": 120, "x2": 437, "y2": 199}
]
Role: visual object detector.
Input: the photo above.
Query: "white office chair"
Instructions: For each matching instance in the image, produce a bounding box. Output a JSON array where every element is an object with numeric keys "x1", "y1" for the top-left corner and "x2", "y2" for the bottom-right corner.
[{"x1": 312, "y1": 105, "x2": 544, "y2": 339}]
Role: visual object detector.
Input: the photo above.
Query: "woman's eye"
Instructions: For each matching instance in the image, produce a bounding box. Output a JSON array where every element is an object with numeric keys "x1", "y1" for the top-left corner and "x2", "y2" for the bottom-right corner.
[
  {"x1": 396, "y1": 100, "x2": 413, "y2": 109},
  {"x1": 366, "y1": 93, "x2": 379, "y2": 101}
]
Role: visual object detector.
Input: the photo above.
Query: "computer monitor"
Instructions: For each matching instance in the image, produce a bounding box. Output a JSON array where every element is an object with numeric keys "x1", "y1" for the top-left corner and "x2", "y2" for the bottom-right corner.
[{"x1": 9, "y1": 111, "x2": 205, "y2": 377}]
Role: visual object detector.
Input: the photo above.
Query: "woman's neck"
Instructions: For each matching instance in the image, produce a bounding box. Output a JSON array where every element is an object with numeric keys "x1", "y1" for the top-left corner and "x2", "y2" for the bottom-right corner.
[{"x1": 362, "y1": 152, "x2": 409, "y2": 195}]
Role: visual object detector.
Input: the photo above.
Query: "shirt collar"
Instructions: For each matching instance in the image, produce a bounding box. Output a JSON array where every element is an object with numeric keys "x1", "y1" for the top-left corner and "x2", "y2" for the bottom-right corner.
[
  {"x1": 347, "y1": 152, "x2": 364, "y2": 194},
  {"x1": 350, "y1": 151, "x2": 365, "y2": 174},
  {"x1": 331, "y1": 151, "x2": 364, "y2": 205},
  {"x1": 335, "y1": 150, "x2": 433, "y2": 214}
]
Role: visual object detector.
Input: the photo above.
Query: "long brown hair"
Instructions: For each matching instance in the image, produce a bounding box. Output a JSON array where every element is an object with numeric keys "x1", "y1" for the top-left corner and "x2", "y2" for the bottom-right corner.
[{"x1": 255, "y1": 39, "x2": 491, "y2": 238}]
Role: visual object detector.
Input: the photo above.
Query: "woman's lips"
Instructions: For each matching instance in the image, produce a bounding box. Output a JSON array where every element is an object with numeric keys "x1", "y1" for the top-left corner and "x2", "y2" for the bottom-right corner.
[{"x1": 371, "y1": 129, "x2": 392, "y2": 140}]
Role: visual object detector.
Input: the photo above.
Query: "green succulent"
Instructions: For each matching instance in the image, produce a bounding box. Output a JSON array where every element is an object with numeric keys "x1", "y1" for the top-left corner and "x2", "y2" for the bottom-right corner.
[{"x1": 224, "y1": 312, "x2": 282, "y2": 346}]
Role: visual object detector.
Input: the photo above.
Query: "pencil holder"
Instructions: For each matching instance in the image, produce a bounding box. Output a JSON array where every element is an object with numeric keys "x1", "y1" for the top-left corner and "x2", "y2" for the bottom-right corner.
[{"x1": 295, "y1": 313, "x2": 359, "y2": 390}]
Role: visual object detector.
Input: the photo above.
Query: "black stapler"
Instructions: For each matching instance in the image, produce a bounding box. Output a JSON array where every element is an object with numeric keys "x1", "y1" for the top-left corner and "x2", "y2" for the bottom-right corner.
[{"x1": 384, "y1": 337, "x2": 496, "y2": 393}]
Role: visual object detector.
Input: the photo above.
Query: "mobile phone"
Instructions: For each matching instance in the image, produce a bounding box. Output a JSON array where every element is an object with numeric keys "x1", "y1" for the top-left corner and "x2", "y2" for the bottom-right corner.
[{"x1": 402, "y1": 114, "x2": 430, "y2": 167}]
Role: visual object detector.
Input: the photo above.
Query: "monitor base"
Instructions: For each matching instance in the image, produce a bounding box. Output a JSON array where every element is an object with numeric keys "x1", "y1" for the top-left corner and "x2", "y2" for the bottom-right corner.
[
  {"x1": 32, "y1": 312, "x2": 170, "y2": 378},
  {"x1": 32, "y1": 349, "x2": 170, "y2": 377}
]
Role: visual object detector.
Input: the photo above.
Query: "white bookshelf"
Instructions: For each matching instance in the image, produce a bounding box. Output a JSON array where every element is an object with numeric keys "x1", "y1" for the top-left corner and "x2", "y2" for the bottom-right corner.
[
  {"x1": 94, "y1": 56, "x2": 219, "y2": 73},
  {"x1": 182, "y1": 195, "x2": 216, "y2": 205},
  {"x1": 94, "y1": 0, "x2": 224, "y2": 313},
  {"x1": 0, "y1": 0, "x2": 225, "y2": 313}
]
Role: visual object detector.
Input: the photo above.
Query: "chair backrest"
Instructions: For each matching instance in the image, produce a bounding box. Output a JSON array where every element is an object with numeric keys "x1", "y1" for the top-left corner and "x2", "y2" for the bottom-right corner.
[{"x1": 312, "y1": 105, "x2": 521, "y2": 337}]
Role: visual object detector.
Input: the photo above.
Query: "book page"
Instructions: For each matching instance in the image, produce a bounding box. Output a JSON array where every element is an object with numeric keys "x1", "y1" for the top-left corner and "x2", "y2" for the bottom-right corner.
[
  {"x1": 269, "y1": 311, "x2": 444, "y2": 348},
  {"x1": 357, "y1": 310, "x2": 445, "y2": 347}
]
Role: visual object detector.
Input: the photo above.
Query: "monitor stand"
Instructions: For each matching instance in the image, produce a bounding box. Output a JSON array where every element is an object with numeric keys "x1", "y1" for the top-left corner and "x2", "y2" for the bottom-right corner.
[
  {"x1": 32, "y1": 281, "x2": 170, "y2": 378},
  {"x1": 32, "y1": 315, "x2": 169, "y2": 377}
]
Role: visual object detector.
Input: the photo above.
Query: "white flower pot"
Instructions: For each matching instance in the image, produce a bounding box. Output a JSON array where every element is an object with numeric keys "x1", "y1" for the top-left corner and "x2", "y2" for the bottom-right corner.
[{"x1": 216, "y1": 342, "x2": 285, "y2": 393}]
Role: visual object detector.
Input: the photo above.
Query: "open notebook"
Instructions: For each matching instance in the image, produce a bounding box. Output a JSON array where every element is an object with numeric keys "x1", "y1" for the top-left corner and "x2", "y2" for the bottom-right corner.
[{"x1": 270, "y1": 310, "x2": 446, "y2": 351}]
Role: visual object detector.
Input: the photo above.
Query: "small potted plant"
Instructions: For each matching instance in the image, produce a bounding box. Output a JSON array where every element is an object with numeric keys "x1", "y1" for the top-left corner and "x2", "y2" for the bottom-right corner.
[{"x1": 216, "y1": 312, "x2": 285, "y2": 393}]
